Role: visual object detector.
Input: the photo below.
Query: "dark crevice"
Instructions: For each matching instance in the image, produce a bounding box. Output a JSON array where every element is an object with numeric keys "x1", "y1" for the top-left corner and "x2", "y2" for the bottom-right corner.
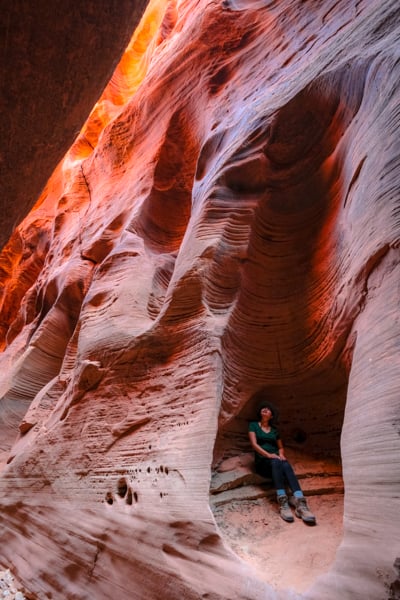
[{"x1": 343, "y1": 155, "x2": 367, "y2": 207}]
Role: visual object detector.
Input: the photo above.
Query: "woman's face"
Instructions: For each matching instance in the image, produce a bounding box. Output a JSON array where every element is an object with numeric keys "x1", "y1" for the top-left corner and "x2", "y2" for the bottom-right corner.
[{"x1": 260, "y1": 406, "x2": 272, "y2": 420}]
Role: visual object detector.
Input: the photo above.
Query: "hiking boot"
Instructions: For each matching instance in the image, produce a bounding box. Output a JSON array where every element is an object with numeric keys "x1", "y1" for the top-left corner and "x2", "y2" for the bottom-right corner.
[
  {"x1": 290, "y1": 495, "x2": 316, "y2": 525},
  {"x1": 277, "y1": 494, "x2": 294, "y2": 522}
]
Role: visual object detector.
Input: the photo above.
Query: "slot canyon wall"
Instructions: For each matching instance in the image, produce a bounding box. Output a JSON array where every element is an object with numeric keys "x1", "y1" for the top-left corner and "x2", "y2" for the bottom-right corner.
[
  {"x1": 0, "y1": 0, "x2": 399, "y2": 598},
  {"x1": 0, "y1": 0, "x2": 148, "y2": 250}
]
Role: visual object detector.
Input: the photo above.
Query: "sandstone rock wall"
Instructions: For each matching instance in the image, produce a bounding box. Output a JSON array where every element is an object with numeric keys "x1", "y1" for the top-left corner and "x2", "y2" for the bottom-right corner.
[{"x1": 0, "y1": 0, "x2": 399, "y2": 598}]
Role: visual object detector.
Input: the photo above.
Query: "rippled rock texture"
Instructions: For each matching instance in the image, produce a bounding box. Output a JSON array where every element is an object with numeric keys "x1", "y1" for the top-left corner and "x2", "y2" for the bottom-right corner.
[{"x1": 0, "y1": 0, "x2": 400, "y2": 598}]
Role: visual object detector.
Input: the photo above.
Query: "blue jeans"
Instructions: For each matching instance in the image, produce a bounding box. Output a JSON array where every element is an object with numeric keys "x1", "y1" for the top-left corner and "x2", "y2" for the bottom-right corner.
[{"x1": 255, "y1": 456, "x2": 301, "y2": 493}]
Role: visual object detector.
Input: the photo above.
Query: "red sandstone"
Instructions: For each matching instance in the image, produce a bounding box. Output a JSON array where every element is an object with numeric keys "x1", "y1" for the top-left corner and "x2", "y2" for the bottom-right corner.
[{"x1": 0, "y1": 1, "x2": 399, "y2": 599}]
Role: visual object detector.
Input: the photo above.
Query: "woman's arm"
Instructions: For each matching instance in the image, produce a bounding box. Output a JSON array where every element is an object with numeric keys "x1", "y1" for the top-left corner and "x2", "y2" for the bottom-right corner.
[
  {"x1": 277, "y1": 439, "x2": 287, "y2": 461},
  {"x1": 248, "y1": 431, "x2": 279, "y2": 459}
]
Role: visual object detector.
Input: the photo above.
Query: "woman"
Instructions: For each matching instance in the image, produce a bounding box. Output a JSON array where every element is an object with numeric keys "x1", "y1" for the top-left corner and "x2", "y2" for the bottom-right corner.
[{"x1": 248, "y1": 401, "x2": 316, "y2": 524}]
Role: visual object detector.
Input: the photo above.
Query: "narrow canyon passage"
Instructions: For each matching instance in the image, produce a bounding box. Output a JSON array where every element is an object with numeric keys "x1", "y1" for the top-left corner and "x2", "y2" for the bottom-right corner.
[{"x1": 0, "y1": 1, "x2": 399, "y2": 599}]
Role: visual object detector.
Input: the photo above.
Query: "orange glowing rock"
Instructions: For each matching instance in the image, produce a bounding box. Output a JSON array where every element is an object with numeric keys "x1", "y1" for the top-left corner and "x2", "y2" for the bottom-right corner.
[
  {"x1": 72, "y1": 0, "x2": 170, "y2": 162},
  {"x1": 0, "y1": 1, "x2": 150, "y2": 250}
]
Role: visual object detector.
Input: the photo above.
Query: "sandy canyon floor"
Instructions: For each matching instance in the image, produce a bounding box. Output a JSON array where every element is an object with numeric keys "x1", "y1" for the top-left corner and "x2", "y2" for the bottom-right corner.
[
  {"x1": 210, "y1": 449, "x2": 344, "y2": 593},
  {"x1": 213, "y1": 493, "x2": 343, "y2": 593}
]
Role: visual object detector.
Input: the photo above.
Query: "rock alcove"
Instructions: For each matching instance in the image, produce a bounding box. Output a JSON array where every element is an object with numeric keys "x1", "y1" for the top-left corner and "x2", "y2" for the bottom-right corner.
[
  {"x1": 202, "y1": 68, "x2": 363, "y2": 590},
  {"x1": 211, "y1": 380, "x2": 346, "y2": 592}
]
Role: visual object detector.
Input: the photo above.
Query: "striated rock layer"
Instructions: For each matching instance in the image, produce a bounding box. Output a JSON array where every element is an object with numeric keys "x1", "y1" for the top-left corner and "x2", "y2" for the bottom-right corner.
[{"x1": 1, "y1": 0, "x2": 400, "y2": 598}]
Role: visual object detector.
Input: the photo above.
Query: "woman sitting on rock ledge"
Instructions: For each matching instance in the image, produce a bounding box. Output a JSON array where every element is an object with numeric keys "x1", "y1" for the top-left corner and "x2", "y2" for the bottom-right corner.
[{"x1": 248, "y1": 402, "x2": 316, "y2": 525}]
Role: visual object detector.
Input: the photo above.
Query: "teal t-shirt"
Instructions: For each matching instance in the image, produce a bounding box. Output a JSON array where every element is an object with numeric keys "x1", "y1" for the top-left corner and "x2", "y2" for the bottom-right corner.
[{"x1": 248, "y1": 421, "x2": 280, "y2": 455}]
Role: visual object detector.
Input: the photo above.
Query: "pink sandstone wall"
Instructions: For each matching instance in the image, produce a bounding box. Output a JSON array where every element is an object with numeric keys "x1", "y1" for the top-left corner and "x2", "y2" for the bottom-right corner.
[{"x1": 0, "y1": 0, "x2": 399, "y2": 598}]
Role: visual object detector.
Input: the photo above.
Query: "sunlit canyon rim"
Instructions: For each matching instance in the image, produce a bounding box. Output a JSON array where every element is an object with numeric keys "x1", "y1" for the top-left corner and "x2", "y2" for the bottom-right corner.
[{"x1": 0, "y1": 0, "x2": 399, "y2": 599}]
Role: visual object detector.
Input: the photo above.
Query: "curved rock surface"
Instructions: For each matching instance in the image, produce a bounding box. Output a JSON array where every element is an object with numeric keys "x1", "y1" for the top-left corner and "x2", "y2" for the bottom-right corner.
[{"x1": 0, "y1": 0, "x2": 400, "y2": 598}]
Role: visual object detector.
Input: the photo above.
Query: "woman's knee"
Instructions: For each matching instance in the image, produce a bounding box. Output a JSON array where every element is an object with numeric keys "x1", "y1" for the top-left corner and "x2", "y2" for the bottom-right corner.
[
  {"x1": 282, "y1": 460, "x2": 295, "y2": 473},
  {"x1": 270, "y1": 458, "x2": 284, "y2": 472}
]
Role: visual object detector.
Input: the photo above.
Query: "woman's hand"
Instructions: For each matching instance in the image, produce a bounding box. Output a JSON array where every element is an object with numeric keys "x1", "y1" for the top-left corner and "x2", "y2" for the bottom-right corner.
[{"x1": 278, "y1": 450, "x2": 287, "y2": 461}]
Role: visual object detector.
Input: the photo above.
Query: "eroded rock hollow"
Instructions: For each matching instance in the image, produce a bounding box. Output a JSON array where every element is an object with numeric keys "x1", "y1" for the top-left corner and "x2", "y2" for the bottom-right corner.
[{"x1": 0, "y1": 0, "x2": 399, "y2": 598}]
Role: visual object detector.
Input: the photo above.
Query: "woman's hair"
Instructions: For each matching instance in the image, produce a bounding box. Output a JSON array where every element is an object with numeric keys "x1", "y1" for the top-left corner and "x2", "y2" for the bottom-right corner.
[{"x1": 257, "y1": 401, "x2": 279, "y2": 427}]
